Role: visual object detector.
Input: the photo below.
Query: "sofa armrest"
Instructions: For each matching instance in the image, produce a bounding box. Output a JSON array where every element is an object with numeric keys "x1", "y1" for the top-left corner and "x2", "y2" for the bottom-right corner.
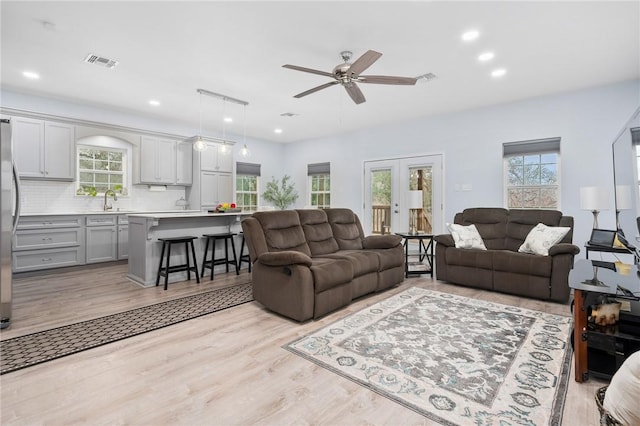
[
  {"x1": 363, "y1": 235, "x2": 402, "y2": 249},
  {"x1": 548, "y1": 243, "x2": 580, "y2": 256},
  {"x1": 434, "y1": 234, "x2": 455, "y2": 247},
  {"x1": 257, "y1": 251, "x2": 313, "y2": 267}
]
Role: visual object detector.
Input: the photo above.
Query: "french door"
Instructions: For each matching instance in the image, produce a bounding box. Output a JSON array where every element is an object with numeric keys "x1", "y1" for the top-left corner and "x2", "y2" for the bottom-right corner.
[{"x1": 363, "y1": 155, "x2": 443, "y2": 235}]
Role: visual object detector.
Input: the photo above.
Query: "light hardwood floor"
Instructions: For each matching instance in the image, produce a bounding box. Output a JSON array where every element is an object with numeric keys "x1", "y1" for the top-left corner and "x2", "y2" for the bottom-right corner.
[{"x1": 1, "y1": 263, "x2": 606, "y2": 425}]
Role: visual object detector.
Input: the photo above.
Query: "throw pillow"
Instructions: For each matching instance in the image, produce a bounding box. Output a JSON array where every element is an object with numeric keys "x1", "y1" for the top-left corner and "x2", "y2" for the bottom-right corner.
[
  {"x1": 603, "y1": 351, "x2": 640, "y2": 425},
  {"x1": 518, "y1": 223, "x2": 570, "y2": 256},
  {"x1": 447, "y1": 223, "x2": 487, "y2": 250}
]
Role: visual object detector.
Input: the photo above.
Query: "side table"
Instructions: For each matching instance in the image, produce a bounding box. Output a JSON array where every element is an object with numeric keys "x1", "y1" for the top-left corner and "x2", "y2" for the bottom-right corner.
[
  {"x1": 395, "y1": 232, "x2": 434, "y2": 278},
  {"x1": 569, "y1": 259, "x2": 640, "y2": 382},
  {"x1": 585, "y1": 243, "x2": 639, "y2": 264}
]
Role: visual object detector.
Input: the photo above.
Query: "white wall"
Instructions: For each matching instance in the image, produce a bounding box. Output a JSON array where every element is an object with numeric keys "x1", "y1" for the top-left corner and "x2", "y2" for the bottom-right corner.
[
  {"x1": 283, "y1": 80, "x2": 640, "y2": 253},
  {"x1": 3, "y1": 81, "x2": 639, "y2": 252}
]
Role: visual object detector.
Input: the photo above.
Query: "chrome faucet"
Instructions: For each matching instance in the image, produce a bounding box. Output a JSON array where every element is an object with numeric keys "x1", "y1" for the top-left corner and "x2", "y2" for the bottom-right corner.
[{"x1": 103, "y1": 189, "x2": 117, "y2": 211}]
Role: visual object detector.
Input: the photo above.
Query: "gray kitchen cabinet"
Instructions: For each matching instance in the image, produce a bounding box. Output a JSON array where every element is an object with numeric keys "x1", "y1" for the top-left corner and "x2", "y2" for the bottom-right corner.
[
  {"x1": 200, "y1": 172, "x2": 233, "y2": 209},
  {"x1": 117, "y1": 215, "x2": 129, "y2": 260},
  {"x1": 85, "y1": 215, "x2": 117, "y2": 263},
  {"x1": 13, "y1": 117, "x2": 75, "y2": 180},
  {"x1": 176, "y1": 141, "x2": 193, "y2": 185},
  {"x1": 199, "y1": 142, "x2": 233, "y2": 173},
  {"x1": 139, "y1": 136, "x2": 177, "y2": 184},
  {"x1": 12, "y1": 215, "x2": 85, "y2": 272}
]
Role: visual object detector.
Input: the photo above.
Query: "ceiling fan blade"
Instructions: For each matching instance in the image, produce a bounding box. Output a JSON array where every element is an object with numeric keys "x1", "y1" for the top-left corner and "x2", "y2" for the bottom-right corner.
[
  {"x1": 359, "y1": 75, "x2": 418, "y2": 85},
  {"x1": 294, "y1": 81, "x2": 340, "y2": 98},
  {"x1": 283, "y1": 64, "x2": 333, "y2": 78},
  {"x1": 348, "y1": 50, "x2": 382, "y2": 76},
  {"x1": 344, "y1": 83, "x2": 366, "y2": 104}
]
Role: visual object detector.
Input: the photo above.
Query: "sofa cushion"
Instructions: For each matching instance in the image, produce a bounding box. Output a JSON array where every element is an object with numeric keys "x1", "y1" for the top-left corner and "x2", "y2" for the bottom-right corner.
[
  {"x1": 446, "y1": 247, "x2": 493, "y2": 269},
  {"x1": 447, "y1": 223, "x2": 487, "y2": 250},
  {"x1": 457, "y1": 208, "x2": 508, "y2": 250},
  {"x1": 505, "y1": 209, "x2": 563, "y2": 251},
  {"x1": 297, "y1": 209, "x2": 340, "y2": 255},
  {"x1": 493, "y1": 250, "x2": 552, "y2": 277},
  {"x1": 253, "y1": 210, "x2": 311, "y2": 256},
  {"x1": 319, "y1": 250, "x2": 380, "y2": 277},
  {"x1": 518, "y1": 223, "x2": 570, "y2": 256},
  {"x1": 325, "y1": 208, "x2": 365, "y2": 250},
  {"x1": 310, "y1": 257, "x2": 354, "y2": 293}
]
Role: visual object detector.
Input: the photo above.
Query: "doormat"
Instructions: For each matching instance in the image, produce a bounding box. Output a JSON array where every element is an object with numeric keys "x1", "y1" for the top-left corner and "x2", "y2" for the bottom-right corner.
[
  {"x1": 285, "y1": 287, "x2": 571, "y2": 425},
  {"x1": 1, "y1": 283, "x2": 254, "y2": 375}
]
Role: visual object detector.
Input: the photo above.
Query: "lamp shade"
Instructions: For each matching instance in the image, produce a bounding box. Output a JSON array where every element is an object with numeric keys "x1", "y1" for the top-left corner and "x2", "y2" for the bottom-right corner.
[
  {"x1": 408, "y1": 190, "x2": 423, "y2": 209},
  {"x1": 615, "y1": 185, "x2": 632, "y2": 210},
  {"x1": 580, "y1": 186, "x2": 607, "y2": 211}
]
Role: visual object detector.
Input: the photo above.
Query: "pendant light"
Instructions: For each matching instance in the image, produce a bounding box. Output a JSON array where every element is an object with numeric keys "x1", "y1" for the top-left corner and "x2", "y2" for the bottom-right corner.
[
  {"x1": 240, "y1": 103, "x2": 251, "y2": 158},
  {"x1": 219, "y1": 98, "x2": 230, "y2": 156},
  {"x1": 193, "y1": 90, "x2": 208, "y2": 152}
]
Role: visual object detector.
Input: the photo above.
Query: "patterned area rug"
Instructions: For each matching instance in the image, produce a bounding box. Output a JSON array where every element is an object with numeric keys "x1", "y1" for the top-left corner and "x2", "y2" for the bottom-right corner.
[
  {"x1": 286, "y1": 287, "x2": 571, "y2": 425},
  {"x1": 1, "y1": 283, "x2": 253, "y2": 375}
]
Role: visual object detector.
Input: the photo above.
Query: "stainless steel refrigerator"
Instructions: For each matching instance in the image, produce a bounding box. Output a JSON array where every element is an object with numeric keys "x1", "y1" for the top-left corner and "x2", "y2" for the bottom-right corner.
[{"x1": 1, "y1": 118, "x2": 21, "y2": 329}]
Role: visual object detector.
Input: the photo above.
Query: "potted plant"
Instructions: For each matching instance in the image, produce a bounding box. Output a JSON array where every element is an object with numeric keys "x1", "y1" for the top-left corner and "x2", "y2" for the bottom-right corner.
[{"x1": 262, "y1": 175, "x2": 298, "y2": 210}]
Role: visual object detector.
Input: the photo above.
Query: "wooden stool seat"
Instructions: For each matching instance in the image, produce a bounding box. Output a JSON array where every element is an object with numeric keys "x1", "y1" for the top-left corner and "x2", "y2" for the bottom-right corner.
[
  {"x1": 156, "y1": 236, "x2": 200, "y2": 290},
  {"x1": 201, "y1": 233, "x2": 239, "y2": 280}
]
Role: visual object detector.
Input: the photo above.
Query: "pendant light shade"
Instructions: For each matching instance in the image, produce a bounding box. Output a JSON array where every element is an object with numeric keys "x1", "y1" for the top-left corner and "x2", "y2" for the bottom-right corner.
[
  {"x1": 240, "y1": 144, "x2": 251, "y2": 158},
  {"x1": 240, "y1": 104, "x2": 251, "y2": 158}
]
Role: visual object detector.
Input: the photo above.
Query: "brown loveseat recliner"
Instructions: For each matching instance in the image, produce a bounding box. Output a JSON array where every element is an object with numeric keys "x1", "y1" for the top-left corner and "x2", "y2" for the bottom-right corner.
[
  {"x1": 434, "y1": 208, "x2": 580, "y2": 303},
  {"x1": 241, "y1": 208, "x2": 405, "y2": 321}
]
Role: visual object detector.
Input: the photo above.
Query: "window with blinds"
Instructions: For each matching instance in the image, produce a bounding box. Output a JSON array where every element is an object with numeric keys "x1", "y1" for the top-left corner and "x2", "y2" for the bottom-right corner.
[
  {"x1": 236, "y1": 162, "x2": 260, "y2": 212},
  {"x1": 307, "y1": 162, "x2": 330, "y2": 208},
  {"x1": 503, "y1": 138, "x2": 561, "y2": 209}
]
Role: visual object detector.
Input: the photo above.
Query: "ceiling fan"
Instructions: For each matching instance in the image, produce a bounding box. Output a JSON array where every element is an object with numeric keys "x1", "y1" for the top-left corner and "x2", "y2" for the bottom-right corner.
[{"x1": 283, "y1": 50, "x2": 417, "y2": 105}]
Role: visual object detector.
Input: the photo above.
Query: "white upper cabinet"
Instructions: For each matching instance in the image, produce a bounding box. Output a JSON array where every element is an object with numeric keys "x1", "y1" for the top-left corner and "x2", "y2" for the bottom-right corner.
[
  {"x1": 176, "y1": 141, "x2": 193, "y2": 185},
  {"x1": 139, "y1": 136, "x2": 177, "y2": 184},
  {"x1": 139, "y1": 137, "x2": 192, "y2": 186},
  {"x1": 199, "y1": 142, "x2": 233, "y2": 173},
  {"x1": 13, "y1": 117, "x2": 75, "y2": 180}
]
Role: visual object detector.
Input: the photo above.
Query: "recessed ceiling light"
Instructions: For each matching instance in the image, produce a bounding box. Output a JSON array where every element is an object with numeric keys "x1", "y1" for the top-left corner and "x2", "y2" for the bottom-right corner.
[
  {"x1": 148, "y1": 99, "x2": 160, "y2": 106},
  {"x1": 478, "y1": 52, "x2": 495, "y2": 62},
  {"x1": 491, "y1": 68, "x2": 507, "y2": 78},
  {"x1": 461, "y1": 30, "x2": 479, "y2": 41},
  {"x1": 274, "y1": 128, "x2": 283, "y2": 134},
  {"x1": 22, "y1": 71, "x2": 40, "y2": 80},
  {"x1": 224, "y1": 117, "x2": 233, "y2": 123}
]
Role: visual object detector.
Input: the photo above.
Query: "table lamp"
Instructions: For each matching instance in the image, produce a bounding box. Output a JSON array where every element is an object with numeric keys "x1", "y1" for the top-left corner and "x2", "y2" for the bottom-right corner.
[
  {"x1": 408, "y1": 190, "x2": 423, "y2": 235},
  {"x1": 580, "y1": 186, "x2": 607, "y2": 229},
  {"x1": 615, "y1": 185, "x2": 632, "y2": 231}
]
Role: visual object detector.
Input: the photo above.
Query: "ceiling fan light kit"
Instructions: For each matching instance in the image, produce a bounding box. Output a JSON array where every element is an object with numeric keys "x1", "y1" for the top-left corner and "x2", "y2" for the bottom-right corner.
[{"x1": 283, "y1": 50, "x2": 417, "y2": 104}]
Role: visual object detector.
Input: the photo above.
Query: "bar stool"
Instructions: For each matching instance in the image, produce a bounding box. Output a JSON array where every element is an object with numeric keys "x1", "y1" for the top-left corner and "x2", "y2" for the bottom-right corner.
[
  {"x1": 156, "y1": 236, "x2": 200, "y2": 291},
  {"x1": 238, "y1": 231, "x2": 252, "y2": 272},
  {"x1": 201, "y1": 233, "x2": 239, "y2": 280}
]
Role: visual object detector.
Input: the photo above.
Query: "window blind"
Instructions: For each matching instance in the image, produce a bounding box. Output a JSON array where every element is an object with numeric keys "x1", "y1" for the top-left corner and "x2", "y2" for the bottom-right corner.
[
  {"x1": 236, "y1": 162, "x2": 261, "y2": 176},
  {"x1": 307, "y1": 162, "x2": 330, "y2": 175},
  {"x1": 631, "y1": 127, "x2": 640, "y2": 145},
  {"x1": 502, "y1": 137, "x2": 561, "y2": 156}
]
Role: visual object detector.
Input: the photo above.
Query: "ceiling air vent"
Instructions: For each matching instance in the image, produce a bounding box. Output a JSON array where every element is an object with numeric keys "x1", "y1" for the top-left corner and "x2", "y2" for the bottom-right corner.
[
  {"x1": 416, "y1": 73, "x2": 438, "y2": 83},
  {"x1": 84, "y1": 54, "x2": 119, "y2": 69},
  {"x1": 280, "y1": 112, "x2": 299, "y2": 117}
]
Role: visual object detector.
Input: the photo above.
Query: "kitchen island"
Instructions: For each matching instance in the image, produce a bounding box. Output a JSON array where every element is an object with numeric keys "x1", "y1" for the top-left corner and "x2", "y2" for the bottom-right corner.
[{"x1": 127, "y1": 211, "x2": 251, "y2": 287}]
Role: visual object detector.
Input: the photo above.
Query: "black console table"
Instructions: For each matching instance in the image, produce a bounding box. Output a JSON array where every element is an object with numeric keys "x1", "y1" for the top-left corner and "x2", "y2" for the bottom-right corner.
[
  {"x1": 395, "y1": 233, "x2": 434, "y2": 278},
  {"x1": 585, "y1": 242, "x2": 640, "y2": 264},
  {"x1": 569, "y1": 259, "x2": 640, "y2": 382}
]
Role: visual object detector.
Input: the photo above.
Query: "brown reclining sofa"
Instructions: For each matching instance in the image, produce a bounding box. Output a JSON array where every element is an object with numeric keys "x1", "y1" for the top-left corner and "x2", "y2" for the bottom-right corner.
[
  {"x1": 241, "y1": 208, "x2": 405, "y2": 321},
  {"x1": 434, "y1": 208, "x2": 580, "y2": 303}
]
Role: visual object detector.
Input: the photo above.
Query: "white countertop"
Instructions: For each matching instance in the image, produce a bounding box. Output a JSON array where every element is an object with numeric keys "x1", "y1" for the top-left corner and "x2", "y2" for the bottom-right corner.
[
  {"x1": 128, "y1": 211, "x2": 252, "y2": 219},
  {"x1": 20, "y1": 210, "x2": 203, "y2": 217}
]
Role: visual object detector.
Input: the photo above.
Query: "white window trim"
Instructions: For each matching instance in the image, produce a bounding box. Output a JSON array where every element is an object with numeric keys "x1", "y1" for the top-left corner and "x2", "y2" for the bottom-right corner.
[
  {"x1": 76, "y1": 135, "x2": 133, "y2": 197},
  {"x1": 308, "y1": 173, "x2": 331, "y2": 208},
  {"x1": 236, "y1": 174, "x2": 260, "y2": 212},
  {"x1": 503, "y1": 151, "x2": 561, "y2": 209}
]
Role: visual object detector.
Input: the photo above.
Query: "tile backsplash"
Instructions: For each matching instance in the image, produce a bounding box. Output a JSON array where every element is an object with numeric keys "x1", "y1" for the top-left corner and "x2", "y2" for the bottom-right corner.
[{"x1": 19, "y1": 180, "x2": 189, "y2": 213}]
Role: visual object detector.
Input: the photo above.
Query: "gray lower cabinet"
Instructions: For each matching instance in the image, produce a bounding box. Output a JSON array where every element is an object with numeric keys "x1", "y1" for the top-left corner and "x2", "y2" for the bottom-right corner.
[
  {"x1": 86, "y1": 215, "x2": 117, "y2": 263},
  {"x1": 117, "y1": 215, "x2": 128, "y2": 260},
  {"x1": 12, "y1": 215, "x2": 85, "y2": 272}
]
